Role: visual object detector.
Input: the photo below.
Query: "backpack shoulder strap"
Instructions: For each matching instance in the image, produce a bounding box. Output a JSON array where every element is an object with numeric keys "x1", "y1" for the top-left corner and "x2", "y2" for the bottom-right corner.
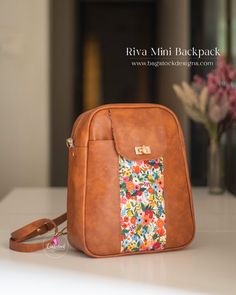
[{"x1": 9, "y1": 213, "x2": 67, "y2": 252}]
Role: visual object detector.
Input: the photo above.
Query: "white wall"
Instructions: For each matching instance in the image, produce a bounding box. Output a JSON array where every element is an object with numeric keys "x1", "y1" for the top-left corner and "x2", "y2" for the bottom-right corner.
[{"x1": 0, "y1": 0, "x2": 50, "y2": 198}]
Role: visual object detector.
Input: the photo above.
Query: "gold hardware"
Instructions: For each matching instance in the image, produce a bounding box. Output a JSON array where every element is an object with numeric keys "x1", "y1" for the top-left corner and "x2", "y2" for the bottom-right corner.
[
  {"x1": 66, "y1": 137, "x2": 74, "y2": 148},
  {"x1": 135, "y1": 145, "x2": 151, "y2": 155}
]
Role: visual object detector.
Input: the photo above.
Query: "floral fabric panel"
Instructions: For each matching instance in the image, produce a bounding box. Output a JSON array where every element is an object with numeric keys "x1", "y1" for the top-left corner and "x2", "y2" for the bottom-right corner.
[{"x1": 119, "y1": 156, "x2": 166, "y2": 252}]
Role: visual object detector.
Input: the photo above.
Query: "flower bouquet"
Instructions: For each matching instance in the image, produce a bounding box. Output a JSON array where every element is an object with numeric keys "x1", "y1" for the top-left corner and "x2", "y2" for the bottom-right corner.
[{"x1": 173, "y1": 57, "x2": 236, "y2": 193}]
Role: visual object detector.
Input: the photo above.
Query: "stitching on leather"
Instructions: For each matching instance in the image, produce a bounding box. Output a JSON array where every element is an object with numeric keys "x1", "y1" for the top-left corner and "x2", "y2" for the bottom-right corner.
[{"x1": 88, "y1": 139, "x2": 113, "y2": 142}]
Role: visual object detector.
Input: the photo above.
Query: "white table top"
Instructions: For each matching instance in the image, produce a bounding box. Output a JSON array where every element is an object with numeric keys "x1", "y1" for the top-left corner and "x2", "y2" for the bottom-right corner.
[{"x1": 0, "y1": 187, "x2": 236, "y2": 295}]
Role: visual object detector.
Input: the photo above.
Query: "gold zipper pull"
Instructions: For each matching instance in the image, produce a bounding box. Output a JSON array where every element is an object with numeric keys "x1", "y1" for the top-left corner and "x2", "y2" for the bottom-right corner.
[{"x1": 66, "y1": 137, "x2": 74, "y2": 148}]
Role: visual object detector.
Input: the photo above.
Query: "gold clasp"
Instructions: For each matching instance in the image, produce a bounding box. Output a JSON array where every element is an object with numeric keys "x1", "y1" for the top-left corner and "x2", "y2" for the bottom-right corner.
[{"x1": 135, "y1": 145, "x2": 151, "y2": 155}]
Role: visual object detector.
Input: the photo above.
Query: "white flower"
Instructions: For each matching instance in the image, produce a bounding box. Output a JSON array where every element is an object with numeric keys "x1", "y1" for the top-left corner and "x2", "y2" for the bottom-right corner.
[{"x1": 133, "y1": 178, "x2": 139, "y2": 185}]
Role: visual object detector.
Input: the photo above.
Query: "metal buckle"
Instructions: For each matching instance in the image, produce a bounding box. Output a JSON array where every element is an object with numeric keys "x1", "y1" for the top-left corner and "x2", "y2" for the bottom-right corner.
[{"x1": 135, "y1": 145, "x2": 151, "y2": 155}]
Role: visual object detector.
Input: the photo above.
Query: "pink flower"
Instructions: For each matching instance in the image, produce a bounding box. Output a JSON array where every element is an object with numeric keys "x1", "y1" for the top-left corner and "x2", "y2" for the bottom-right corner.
[
  {"x1": 228, "y1": 92, "x2": 236, "y2": 120},
  {"x1": 194, "y1": 74, "x2": 206, "y2": 85},
  {"x1": 135, "y1": 184, "x2": 140, "y2": 190},
  {"x1": 153, "y1": 242, "x2": 161, "y2": 250},
  {"x1": 121, "y1": 197, "x2": 127, "y2": 204},
  {"x1": 205, "y1": 56, "x2": 236, "y2": 122},
  {"x1": 207, "y1": 73, "x2": 219, "y2": 94},
  {"x1": 207, "y1": 56, "x2": 236, "y2": 97}
]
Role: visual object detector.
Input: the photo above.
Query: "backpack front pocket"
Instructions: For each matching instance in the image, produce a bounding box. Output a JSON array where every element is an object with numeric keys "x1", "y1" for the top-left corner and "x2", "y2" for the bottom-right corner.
[{"x1": 119, "y1": 156, "x2": 166, "y2": 253}]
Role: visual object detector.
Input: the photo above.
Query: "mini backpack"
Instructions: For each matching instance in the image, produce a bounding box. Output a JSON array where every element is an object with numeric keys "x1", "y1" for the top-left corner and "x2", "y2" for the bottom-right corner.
[{"x1": 9, "y1": 104, "x2": 195, "y2": 257}]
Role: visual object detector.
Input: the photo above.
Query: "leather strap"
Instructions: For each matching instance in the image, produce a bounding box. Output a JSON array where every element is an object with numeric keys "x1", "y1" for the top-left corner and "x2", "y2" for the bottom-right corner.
[{"x1": 9, "y1": 213, "x2": 67, "y2": 252}]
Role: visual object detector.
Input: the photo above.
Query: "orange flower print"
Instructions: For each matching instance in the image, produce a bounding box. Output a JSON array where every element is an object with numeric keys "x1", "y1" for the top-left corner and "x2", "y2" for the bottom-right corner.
[
  {"x1": 126, "y1": 182, "x2": 135, "y2": 192},
  {"x1": 157, "y1": 218, "x2": 164, "y2": 229},
  {"x1": 140, "y1": 243, "x2": 147, "y2": 251},
  {"x1": 148, "y1": 187, "x2": 154, "y2": 194},
  {"x1": 130, "y1": 217, "x2": 136, "y2": 225},
  {"x1": 124, "y1": 216, "x2": 129, "y2": 223},
  {"x1": 142, "y1": 215, "x2": 151, "y2": 226},
  {"x1": 120, "y1": 156, "x2": 166, "y2": 253},
  {"x1": 156, "y1": 227, "x2": 165, "y2": 236},
  {"x1": 133, "y1": 166, "x2": 140, "y2": 174}
]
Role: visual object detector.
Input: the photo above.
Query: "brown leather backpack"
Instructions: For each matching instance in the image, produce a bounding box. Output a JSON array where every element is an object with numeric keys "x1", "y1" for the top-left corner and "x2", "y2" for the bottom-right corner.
[{"x1": 10, "y1": 104, "x2": 195, "y2": 257}]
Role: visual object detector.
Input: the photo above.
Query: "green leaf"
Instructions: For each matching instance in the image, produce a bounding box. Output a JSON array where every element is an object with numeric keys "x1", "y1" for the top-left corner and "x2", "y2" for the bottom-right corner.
[
  {"x1": 153, "y1": 233, "x2": 158, "y2": 240},
  {"x1": 143, "y1": 225, "x2": 148, "y2": 231},
  {"x1": 146, "y1": 205, "x2": 153, "y2": 210},
  {"x1": 120, "y1": 183, "x2": 126, "y2": 189},
  {"x1": 121, "y1": 229, "x2": 129, "y2": 234},
  {"x1": 141, "y1": 203, "x2": 146, "y2": 212},
  {"x1": 136, "y1": 225, "x2": 141, "y2": 231}
]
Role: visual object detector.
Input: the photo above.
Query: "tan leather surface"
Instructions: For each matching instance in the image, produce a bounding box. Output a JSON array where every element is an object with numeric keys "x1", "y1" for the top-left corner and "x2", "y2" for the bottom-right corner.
[
  {"x1": 67, "y1": 146, "x2": 88, "y2": 254},
  {"x1": 67, "y1": 103, "x2": 195, "y2": 257},
  {"x1": 89, "y1": 110, "x2": 113, "y2": 141},
  {"x1": 85, "y1": 140, "x2": 121, "y2": 255},
  {"x1": 72, "y1": 110, "x2": 93, "y2": 147},
  {"x1": 110, "y1": 107, "x2": 167, "y2": 161}
]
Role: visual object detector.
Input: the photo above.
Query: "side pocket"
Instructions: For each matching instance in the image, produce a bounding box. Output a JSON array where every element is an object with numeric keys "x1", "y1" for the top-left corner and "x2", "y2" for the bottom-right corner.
[{"x1": 67, "y1": 146, "x2": 87, "y2": 253}]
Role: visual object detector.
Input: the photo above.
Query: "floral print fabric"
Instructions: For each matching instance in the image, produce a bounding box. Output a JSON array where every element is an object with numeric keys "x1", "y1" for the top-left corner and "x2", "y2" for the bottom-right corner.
[{"x1": 119, "y1": 156, "x2": 166, "y2": 252}]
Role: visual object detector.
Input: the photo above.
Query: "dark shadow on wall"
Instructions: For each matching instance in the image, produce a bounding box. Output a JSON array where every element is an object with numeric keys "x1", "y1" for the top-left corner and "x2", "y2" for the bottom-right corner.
[
  {"x1": 50, "y1": 0, "x2": 157, "y2": 186},
  {"x1": 50, "y1": 0, "x2": 77, "y2": 186}
]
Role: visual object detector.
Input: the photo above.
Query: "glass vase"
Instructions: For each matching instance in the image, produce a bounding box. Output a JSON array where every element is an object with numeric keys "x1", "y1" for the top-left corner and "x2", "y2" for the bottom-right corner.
[{"x1": 207, "y1": 139, "x2": 225, "y2": 194}]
